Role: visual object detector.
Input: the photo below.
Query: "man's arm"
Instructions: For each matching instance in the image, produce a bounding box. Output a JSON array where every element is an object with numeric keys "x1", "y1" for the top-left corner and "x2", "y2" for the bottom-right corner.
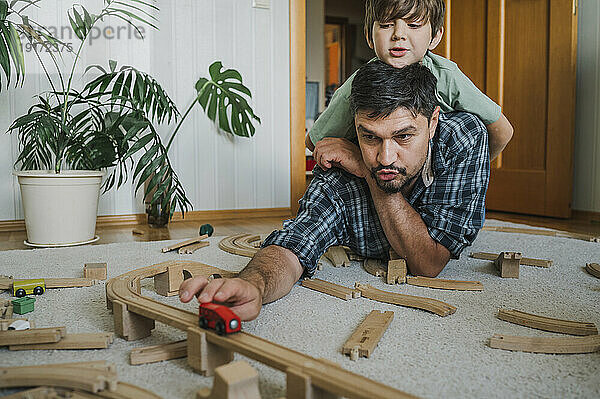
[
  {"x1": 366, "y1": 175, "x2": 451, "y2": 277},
  {"x1": 486, "y1": 113, "x2": 513, "y2": 160},
  {"x1": 179, "y1": 245, "x2": 303, "y2": 321}
]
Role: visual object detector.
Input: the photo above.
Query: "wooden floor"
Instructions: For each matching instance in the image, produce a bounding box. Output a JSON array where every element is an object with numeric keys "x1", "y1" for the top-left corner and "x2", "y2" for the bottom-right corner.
[{"x1": 1, "y1": 211, "x2": 599, "y2": 251}]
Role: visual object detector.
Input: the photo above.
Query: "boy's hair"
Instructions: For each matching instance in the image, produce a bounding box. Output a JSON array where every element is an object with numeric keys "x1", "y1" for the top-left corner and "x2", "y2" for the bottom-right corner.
[
  {"x1": 350, "y1": 60, "x2": 438, "y2": 121},
  {"x1": 364, "y1": 0, "x2": 445, "y2": 47}
]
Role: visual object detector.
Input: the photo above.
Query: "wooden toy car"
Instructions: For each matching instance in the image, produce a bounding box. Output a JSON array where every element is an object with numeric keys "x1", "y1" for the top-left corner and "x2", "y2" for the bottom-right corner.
[
  {"x1": 12, "y1": 279, "x2": 45, "y2": 297},
  {"x1": 198, "y1": 302, "x2": 241, "y2": 335}
]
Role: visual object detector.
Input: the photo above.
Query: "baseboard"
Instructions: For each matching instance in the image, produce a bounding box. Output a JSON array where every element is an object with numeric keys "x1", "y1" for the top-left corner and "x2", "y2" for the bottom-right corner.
[
  {"x1": 572, "y1": 210, "x2": 600, "y2": 224},
  {"x1": 0, "y1": 207, "x2": 292, "y2": 233}
]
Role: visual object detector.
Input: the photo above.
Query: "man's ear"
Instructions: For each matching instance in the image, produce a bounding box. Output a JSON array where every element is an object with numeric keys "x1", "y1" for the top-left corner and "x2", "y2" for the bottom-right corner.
[
  {"x1": 428, "y1": 27, "x2": 444, "y2": 51},
  {"x1": 428, "y1": 106, "x2": 441, "y2": 139}
]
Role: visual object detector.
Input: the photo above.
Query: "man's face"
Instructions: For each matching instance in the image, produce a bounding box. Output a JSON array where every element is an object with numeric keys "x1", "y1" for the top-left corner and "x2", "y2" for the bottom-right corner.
[
  {"x1": 369, "y1": 16, "x2": 442, "y2": 68},
  {"x1": 356, "y1": 106, "x2": 439, "y2": 194}
]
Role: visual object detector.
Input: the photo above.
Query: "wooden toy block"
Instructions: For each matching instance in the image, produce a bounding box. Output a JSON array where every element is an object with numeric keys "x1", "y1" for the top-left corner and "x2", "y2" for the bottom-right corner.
[
  {"x1": 342, "y1": 310, "x2": 394, "y2": 360},
  {"x1": 387, "y1": 250, "x2": 407, "y2": 284},
  {"x1": 355, "y1": 283, "x2": 456, "y2": 317},
  {"x1": 179, "y1": 241, "x2": 210, "y2": 254},
  {"x1": 132, "y1": 228, "x2": 145, "y2": 235},
  {"x1": 586, "y1": 263, "x2": 600, "y2": 279},
  {"x1": 323, "y1": 246, "x2": 350, "y2": 267},
  {"x1": 286, "y1": 367, "x2": 341, "y2": 399},
  {"x1": 406, "y1": 276, "x2": 483, "y2": 291},
  {"x1": 497, "y1": 309, "x2": 598, "y2": 336},
  {"x1": 112, "y1": 300, "x2": 155, "y2": 341},
  {"x1": 187, "y1": 327, "x2": 234, "y2": 377},
  {"x1": 301, "y1": 278, "x2": 361, "y2": 300},
  {"x1": 494, "y1": 252, "x2": 521, "y2": 278},
  {"x1": 0, "y1": 326, "x2": 65, "y2": 346},
  {"x1": 196, "y1": 360, "x2": 261, "y2": 399},
  {"x1": 9, "y1": 332, "x2": 114, "y2": 350},
  {"x1": 12, "y1": 297, "x2": 35, "y2": 314},
  {"x1": 162, "y1": 234, "x2": 208, "y2": 253},
  {"x1": 84, "y1": 262, "x2": 107, "y2": 280},
  {"x1": 488, "y1": 334, "x2": 600, "y2": 354},
  {"x1": 154, "y1": 264, "x2": 185, "y2": 296},
  {"x1": 130, "y1": 339, "x2": 187, "y2": 365}
]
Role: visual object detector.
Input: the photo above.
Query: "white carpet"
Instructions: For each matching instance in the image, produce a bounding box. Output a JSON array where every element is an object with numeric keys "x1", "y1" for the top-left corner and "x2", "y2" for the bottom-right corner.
[{"x1": 1, "y1": 220, "x2": 599, "y2": 398}]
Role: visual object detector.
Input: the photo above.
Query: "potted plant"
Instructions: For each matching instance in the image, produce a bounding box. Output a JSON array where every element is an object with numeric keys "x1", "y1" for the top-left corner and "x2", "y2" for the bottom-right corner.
[{"x1": 1, "y1": 0, "x2": 260, "y2": 246}]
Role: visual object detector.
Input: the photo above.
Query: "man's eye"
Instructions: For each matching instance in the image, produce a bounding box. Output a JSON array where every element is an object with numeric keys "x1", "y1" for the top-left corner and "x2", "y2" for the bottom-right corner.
[
  {"x1": 363, "y1": 135, "x2": 377, "y2": 141},
  {"x1": 395, "y1": 135, "x2": 412, "y2": 142}
]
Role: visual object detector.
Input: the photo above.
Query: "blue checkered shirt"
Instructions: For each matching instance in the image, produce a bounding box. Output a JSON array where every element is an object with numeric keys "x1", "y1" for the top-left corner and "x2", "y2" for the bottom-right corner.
[{"x1": 263, "y1": 112, "x2": 490, "y2": 277}]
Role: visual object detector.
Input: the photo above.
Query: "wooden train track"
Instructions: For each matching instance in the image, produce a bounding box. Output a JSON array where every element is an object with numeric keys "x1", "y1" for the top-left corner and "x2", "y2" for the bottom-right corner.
[
  {"x1": 105, "y1": 260, "x2": 417, "y2": 399},
  {"x1": 406, "y1": 276, "x2": 483, "y2": 291},
  {"x1": 0, "y1": 361, "x2": 162, "y2": 398},
  {"x1": 469, "y1": 252, "x2": 552, "y2": 268},
  {"x1": 481, "y1": 225, "x2": 600, "y2": 242},
  {"x1": 0, "y1": 277, "x2": 97, "y2": 291},
  {"x1": 301, "y1": 278, "x2": 361, "y2": 300},
  {"x1": 354, "y1": 283, "x2": 456, "y2": 317},
  {"x1": 586, "y1": 263, "x2": 600, "y2": 279},
  {"x1": 218, "y1": 234, "x2": 262, "y2": 257},
  {"x1": 342, "y1": 310, "x2": 394, "y2": 360},
  {"x1": 497, "y1": 309, "x2": 598, "y2": 336},
  {"x1": 488, "y1": 334, "x2": 600, "y2": 354}
]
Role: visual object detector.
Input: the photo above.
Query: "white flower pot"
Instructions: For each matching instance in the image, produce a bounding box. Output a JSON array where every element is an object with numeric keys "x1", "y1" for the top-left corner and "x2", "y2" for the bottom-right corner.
[{"x1": 13, "y1": 170, "x2": 105, "y2": 247}]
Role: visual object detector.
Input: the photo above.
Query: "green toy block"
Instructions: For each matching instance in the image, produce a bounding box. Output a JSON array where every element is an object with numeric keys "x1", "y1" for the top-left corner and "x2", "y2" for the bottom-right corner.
[{"x1": 12, "y1": 297, "x2": 35, "y2": 315}]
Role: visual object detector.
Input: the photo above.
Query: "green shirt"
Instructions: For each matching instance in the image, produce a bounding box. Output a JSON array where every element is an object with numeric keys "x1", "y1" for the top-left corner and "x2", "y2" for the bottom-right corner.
[{"x1": 308, "y1": 52, "x2": 501, "y2": 144}]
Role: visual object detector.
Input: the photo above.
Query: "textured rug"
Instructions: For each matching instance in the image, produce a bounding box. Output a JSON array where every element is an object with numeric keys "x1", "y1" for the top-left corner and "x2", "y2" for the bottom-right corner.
[{"x1": 0, "y1": 220, "x2": 599, "y2": 398}]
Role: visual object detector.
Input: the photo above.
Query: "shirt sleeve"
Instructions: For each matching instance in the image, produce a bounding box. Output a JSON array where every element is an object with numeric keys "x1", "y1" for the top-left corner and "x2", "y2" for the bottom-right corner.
[
  {"x1": 308, "y1": 74, "x2": 357, "y2": 145},
  {"x1": 416, "y1": 112, "x2": 490, "y2": 258},
  {"x1": 261, "y1": 171, "x2": 348, "y2": 277},
  {"x1": 428, "y1": 53, "x2": 502, "y2": 125}
]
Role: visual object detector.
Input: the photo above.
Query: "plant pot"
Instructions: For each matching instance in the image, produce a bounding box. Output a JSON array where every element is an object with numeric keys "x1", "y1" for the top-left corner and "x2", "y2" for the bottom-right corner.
[{"x1": 13, "y1": 170, "x2": 105, "y2": 247}]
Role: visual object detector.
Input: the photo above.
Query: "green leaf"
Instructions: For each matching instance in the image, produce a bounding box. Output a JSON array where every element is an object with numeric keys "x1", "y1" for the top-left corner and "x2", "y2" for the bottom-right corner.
[
  {"x1": 0, "y1": 1, "x2": 8, "y2": 20},
  {"x1": 124, "y1": 132, "x2": 153, "y2": 159},
  {"x1": 109, "y1": 59, "x2": 117, "y2": 73}
]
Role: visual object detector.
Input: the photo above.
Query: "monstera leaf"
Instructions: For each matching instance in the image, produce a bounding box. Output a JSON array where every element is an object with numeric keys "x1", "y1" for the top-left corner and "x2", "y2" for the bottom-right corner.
[{"x1": 194, "y1": 61, "x2": 261, "y2": 138}]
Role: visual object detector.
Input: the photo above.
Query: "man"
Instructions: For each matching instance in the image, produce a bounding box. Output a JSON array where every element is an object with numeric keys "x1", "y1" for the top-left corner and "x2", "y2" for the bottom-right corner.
[{"x1": 180, "y1": 61, "x2": 490, "y2": 321}]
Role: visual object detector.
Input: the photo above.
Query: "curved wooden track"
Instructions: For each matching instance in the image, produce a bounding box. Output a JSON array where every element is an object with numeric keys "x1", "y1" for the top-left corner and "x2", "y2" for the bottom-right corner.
[
  {"x1": 586, "y1": 263, "x2": 600, "y2": 279},
  {"x1": 218, "y1": 234, "x2": 262, "y2": 258},
  {"x1": 355, "y1": 283, "x2": 456, "y2": 317},
  {"x1": 488, "y1": 334, "x2": 600, "y2": 354},
  {"x1": 406, "y1": 276, "x2": 483, "y2": 291},
  {"x1": 497, "y1": 309, "x2": 598, "y2": 336},
  {"x1": 0, "y1": 362, "x2": 160, "y2": 398},
  {"x1": 105, "y1": 260, "x2": 416, "y2": 399}
]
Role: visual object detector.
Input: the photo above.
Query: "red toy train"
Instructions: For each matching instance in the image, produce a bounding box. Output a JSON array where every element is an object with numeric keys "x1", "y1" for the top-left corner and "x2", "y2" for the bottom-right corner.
[{"x1": 198, "y1": 302, "x2": 241, "y2": 335}]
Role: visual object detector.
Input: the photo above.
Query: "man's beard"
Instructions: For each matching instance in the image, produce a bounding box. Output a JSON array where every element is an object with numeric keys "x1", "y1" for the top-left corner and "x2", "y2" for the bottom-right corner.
[{"x1": 370, "y1": 161, "x2": 423, "y2": 194}]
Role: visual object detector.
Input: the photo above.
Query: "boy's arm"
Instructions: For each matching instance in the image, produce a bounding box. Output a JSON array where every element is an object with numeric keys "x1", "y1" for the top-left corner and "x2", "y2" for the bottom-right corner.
[{"x1": 486, "y1": 113, "x2": 513, "y2": 160}]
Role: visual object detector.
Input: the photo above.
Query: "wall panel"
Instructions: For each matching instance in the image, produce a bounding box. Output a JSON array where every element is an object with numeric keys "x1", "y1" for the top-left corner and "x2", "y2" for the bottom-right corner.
[{"x1": 0, "y1": 0, "x2": 291, "y2": 221}]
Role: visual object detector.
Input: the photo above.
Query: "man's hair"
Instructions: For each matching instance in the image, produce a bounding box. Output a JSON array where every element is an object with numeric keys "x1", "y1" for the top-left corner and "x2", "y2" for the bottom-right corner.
[
  {"x1": 350, "y1": 60, "x2": 438, "y2": 121},
  {"x1": 364, "y1": 0, "x2": 445, "y2": 47}
]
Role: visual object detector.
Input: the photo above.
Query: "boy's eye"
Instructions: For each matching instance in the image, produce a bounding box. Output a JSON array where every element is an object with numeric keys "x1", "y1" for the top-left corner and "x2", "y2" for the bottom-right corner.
[{"x1": 379, "y1": 23, "x2": 393, "y2": 29}]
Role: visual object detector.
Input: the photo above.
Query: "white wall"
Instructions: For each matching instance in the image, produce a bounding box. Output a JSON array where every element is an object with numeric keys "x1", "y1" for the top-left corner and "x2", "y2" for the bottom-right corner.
[
  {"x1": 0, "y1": 0, "x2": 291, "y2": 221},
  {"x1": 306, "y1": 0, "x2": 325, "y2": 113},
  {"x1": 573, "y1": 0, "x2": 600, "y2": 213}
]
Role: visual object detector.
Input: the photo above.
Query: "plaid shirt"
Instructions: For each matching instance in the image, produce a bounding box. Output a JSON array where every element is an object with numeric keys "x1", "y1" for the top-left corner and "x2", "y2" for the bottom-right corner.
[{"x1": 263, "y1": 112, "x2": 490, "y2": 277}]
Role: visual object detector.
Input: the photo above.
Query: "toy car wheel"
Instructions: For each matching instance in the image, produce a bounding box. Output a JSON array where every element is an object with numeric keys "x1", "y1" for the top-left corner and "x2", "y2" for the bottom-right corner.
[
  {"x1": 15, "y1": 288, "x2": 26, "y2": 298},
  {"x1": 33, "y1": 286, "x2": 44, "y2": 295},
  {"x1": 215, "y1": 321, "x2": 226, "y2": 335},
  {"x1": 199, "y1": 316, "x2": 208, "y2": 329}
]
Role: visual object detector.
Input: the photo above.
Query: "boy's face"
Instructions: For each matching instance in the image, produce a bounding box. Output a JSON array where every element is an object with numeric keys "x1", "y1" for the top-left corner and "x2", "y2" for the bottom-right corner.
[
  {"x1": 355, "y1": 106, "x2": 439, "y2": 195},
  {"x1": 370, "y1": 16, "x2": 443, "y2": 68}
]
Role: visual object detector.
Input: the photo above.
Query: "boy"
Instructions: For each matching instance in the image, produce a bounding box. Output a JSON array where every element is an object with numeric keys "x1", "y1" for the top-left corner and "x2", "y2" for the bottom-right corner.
[{"x1": 307, "y1": 0, "x2": 513, "y2": 171}]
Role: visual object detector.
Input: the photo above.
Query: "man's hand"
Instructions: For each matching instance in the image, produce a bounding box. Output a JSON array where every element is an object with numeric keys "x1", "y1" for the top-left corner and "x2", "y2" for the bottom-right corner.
[
  {"x1": 179, "y1": 277, "x2": 263, "y2": 321},
  {"x1": 312, "y1": 137, "x2": 367, "y2": 178}
]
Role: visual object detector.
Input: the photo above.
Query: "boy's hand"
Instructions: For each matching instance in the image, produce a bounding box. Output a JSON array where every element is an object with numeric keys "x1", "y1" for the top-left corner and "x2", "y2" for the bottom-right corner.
[
  {"x1": 179, "y1": 276, "x2": 263, "y2": 321},
  {"x1": 313, "y1": 137, "x2": 367, "y2": 178}
]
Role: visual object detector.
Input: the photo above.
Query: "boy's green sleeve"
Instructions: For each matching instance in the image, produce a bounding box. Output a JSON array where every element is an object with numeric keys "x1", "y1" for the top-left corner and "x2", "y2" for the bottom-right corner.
[
  {"x1": 427, "y1": 53, "x2": 501, "y2": 125},
  {"x1": 308, "y1": 75, "x2": 356, "y2": 145}
]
